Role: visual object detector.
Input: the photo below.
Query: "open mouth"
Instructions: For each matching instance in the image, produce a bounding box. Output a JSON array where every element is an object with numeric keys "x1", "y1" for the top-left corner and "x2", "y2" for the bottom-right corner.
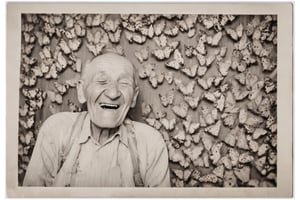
[{"x1": 99, "y1": 103, "x2": 120, "y2": 110}]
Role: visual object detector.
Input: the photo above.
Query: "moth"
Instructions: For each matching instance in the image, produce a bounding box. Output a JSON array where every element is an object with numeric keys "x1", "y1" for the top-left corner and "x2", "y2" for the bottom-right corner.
[
  {"x1": 165, "y1": 49, "x2": 184, "y2": 70},
  {"x1": 181, "y1": 64, "x2": 198, "y2": 78},
  {"x1": 184, "y1": 95, "x2": 201, "y2": 110},
  {"x1": 134, "y1": 47, "x2": 149, "y2": 63},
  {"x1": 158, "y1": 89, "x2": 175, "y2": 107},
  {"x1": 172, "y1": 102, "x2": 189, "y2": 118},
  {"x1": 174, "y1": 78, "x2": 195, "y2": 96},
  {"x1": 205, "y1": 120, "x2": 221, "y2": 137},
  {"x1": 23, "y1": 32, "x2": 36, "y2": 44},
  {"x1": 47, "y1": 90, "x2": 63, "y2": 104}
]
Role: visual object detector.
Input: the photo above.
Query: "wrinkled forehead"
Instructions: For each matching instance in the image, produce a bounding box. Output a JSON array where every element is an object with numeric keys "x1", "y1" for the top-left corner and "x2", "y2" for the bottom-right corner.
[{"x1": 82, "y1": 53, "x2": 135, "y2": 80}]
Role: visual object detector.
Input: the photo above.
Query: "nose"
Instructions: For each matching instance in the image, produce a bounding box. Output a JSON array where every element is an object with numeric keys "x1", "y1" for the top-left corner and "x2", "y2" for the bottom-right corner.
[{"x1": 104, "y1": 82, "x2": 121, "y2": 100}]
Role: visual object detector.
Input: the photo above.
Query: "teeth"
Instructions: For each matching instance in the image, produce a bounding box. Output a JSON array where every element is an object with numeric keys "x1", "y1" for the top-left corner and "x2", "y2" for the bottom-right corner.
[{"x1": 99, "y1": 103, "x2": 120, "y2": 109}]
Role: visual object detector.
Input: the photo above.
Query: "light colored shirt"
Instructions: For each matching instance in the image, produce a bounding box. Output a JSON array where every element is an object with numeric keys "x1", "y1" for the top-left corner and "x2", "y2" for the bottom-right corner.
[{"x1": 23, "y1": 111, "x2": 170, "y2": 187}]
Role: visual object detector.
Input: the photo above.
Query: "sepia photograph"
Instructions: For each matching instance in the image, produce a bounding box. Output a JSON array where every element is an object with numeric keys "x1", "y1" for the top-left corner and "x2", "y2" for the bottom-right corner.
[{"x1": 6, "y1": 2, "x2": 293, "y2": 198}]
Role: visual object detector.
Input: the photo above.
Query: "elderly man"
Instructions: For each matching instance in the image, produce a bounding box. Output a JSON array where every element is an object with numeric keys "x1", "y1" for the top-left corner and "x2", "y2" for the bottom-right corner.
[{"x1": 23, "y1": 53, "x2": 170, "y2": 187}]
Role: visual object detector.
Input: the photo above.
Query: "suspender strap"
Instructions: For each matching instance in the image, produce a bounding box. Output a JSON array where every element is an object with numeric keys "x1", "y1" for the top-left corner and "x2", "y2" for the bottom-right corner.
[{"x1": 125, "y1": 119, "x2": 144, "y2": 187}]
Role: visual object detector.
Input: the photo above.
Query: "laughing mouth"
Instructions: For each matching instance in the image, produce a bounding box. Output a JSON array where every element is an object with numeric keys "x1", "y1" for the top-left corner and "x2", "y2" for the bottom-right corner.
[{"x1": 99, "y1": 103, "x2": 120, "y2": 110}]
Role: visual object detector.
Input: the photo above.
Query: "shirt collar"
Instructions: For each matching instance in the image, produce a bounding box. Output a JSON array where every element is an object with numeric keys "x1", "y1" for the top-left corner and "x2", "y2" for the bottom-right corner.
[{"x1": 77, "y1": 113, "x2": 129, "y2": 147}]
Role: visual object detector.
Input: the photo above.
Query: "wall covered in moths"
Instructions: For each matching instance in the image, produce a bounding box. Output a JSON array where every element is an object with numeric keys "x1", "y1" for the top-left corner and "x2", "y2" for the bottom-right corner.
[{"x1": 19, "y1": 14, "x2": 277, "y2": 187}]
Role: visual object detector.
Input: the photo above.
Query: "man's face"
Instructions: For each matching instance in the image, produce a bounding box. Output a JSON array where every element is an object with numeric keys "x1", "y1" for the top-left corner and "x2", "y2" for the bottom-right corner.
[{"x1": 82, "y1": 54, "x2": 137, "y2": 128}]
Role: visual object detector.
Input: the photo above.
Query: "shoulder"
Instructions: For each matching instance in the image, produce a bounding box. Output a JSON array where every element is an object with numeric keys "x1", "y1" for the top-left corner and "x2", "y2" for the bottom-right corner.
[
  {"x1": 131, "y1": 121, "x2": 165, "y2": 147},
  {"x1": 39, "y1": 111, "x2": 86, "y2": 140}
]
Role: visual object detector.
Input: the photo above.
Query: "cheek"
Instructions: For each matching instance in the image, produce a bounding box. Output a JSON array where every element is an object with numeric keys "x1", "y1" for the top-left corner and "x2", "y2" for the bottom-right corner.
[
  {"x1": 120, "y1": 87, "x2": 134, "y2": 103},
  {"x1": 85, "y1": 85, "x2": 105, "y2": 101}
]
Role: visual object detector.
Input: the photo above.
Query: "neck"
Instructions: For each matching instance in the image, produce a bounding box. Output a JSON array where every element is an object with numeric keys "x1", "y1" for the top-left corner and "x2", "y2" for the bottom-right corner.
[{"x1": 90, "y1": 122, "x2": 119, "y2": 145}]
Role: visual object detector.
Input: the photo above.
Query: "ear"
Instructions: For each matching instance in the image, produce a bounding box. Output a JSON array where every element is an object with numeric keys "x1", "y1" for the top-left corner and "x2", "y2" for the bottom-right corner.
[
  {"x1": 77, "y1": 80, "x2": 86, "y2": 104},
  {"x1": 130, "y1": 86, "x2": 139, "y2": 108}
]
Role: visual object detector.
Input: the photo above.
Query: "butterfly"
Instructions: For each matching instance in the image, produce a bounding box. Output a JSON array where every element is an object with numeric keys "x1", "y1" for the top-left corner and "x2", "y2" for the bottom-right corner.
[
  {"x1": 197, "y1": 77, "x2": 214, "y2": 90},
  {"x1": 184, "y1": 45, "x2": 194, "y2": 58},
  {"x1": 68, "y1": 100, "x2": 82, "y2": 112},
  {"x1": 236, "y1": 128, "x2": 249, "y2": 150},
  {"x1": 23, "y1": 32, "x2": 36, "y2": 44},
  {"x1": 158, "y1": 89, "x2": 175, "y2": 107},
  {"x1": 225, "y1": 23, "x2": 244, "y2": 41},
  {"x1": 65, "y1": 79, "x2": 78, "y2": 88},
  {"x1": 153, "y1": 19, "x2": 166, "y2": 36},
  {"x1": 197, "y1": 66, "x2": 208, "y2": 77},
  {"x1": 19, "y1": 103, "x2": 29, "y2": 117},
  {"x1": 218, "y1": 59, "x2": 231, "y2": 77},
  {"x1": 102, "y1": 18, "x2": 121, "y2": 33},
  {"x1": 35, "y1": 31, "x2": 50, "y2": 47},
  {"x1": 181, "y1": 64, "x2": 198, "y2": 78},
  {"x1": 148, "y1": 70, "x2": 164, "y2": 88},
  {"x1": 22, "y1": 55, "x2": 37, "y2": 66},
  {"x1": 74, "y1": 20, "x2": 86, "y2": 37},
  {"x1": 22, "y1": 23, "x2": 34, "y2": 33},
  {"x1": 203, "y1": 91, "x2": 217, "y2": 103},
  {"x1": 22, "y1": 44, "x2": 35, "y2": 55},
  {"x1": 183, "y1": 144, "x2": 204, "y2": 162},
  {"x1": 223, "y1": 125, "x2": 239, "y2": 147},
  {"x1": 165, "y1": 49, "x2": 184, "y2": 70},
  {"x1": 172, "y1": 102, "x2": 189, "y2": 118},
  {"x1": 261, "y1": 57, "x2": 276, "y2": 72},
  {"x1": 205, "y1": 120, "x2": 221, "y2": 137},
  {"x1": 47, "y1": 90, "x2": 63, "y2": 104},
  {"x1": 134, "y1": 47, "x2": 149, "y2": 63},
  {"x1": 124, "y1": 30, "x2": 146, "y2": 44},
  {"x1": 206, "y1": 54, "x2": 216, "y2": 66},
  {"x1": 215, "y1": 94, "x2": 225, "y2": 112},
  {"x1": 58, "y1": 39, "x2": 71, "y2": 55},
  {"x1": 144, "y1": 117, "x2": 162, "y2": 130},
  {"x1": 182, "y1": 117, "x2": 200, "y2": 134},
  {"x1": 173, "y1": 130, "x2": 186, "y2": 144},
  {"x1": 209, "y1": 141, "x2": 223, "y2": 164},
  {"x1": 68, "y1": 38, "x2": 81, "y2": 51},
  {"x1": 21, "y1": 74, "x2": 37, "y2": 87},
  {"x1": 183, "y1": 95, "x2": 201, "y2": 110},
  {"x1": 206, "y1": 31, "x2": 223, "y2": 47},
  {"x1": 19, "y1": 116, "x2": 35, "y2": 130},
  {"x1": 54, "y1": 51, "x2": 67, "y2": 72},
  {"x1": 139, "y1": 25, "x2": 155, "y2": 39},
  {"x1": 107, "y1": 28, "x2": 122, "y2": 44},
  {"x1": 212, "y1": 165, "x2": 225, "y2": 179},
  {"x1": 160, "y1": 117, "x2": 176, "y2": 131},
  {"x1": 54, "y1": 82, "x2": 69, "y2": 95},
  {"x1": 164, "y1": 24, "x2": 179, "y2": 37},
  {"x1": 194, "y1": 53, "x2": 206, "y2": 66},
  {"x1": 141, "y1": 102, "x2": 152, "y2": 117},
  {"x1": 86, "y1": 14, "x2": 106, "y2": 27},
  {"x1": 64, "y1": 28, "x2": 77, "y2": 39},
  {"x1": 164, "y1": 71, "x2": 173, "y2": 84},
  {"x1": 105, "y1": 45, "x2": 124, "y2": 55},
  {"x1": 174, "y1": 78, "x2": 195, "y2": 96},
  {"x1": 152, "y1": 39, "x2": 180, "y2": 61},
  {"x1": 138, "y1": 63, "x2": 155, "y2": 79}
]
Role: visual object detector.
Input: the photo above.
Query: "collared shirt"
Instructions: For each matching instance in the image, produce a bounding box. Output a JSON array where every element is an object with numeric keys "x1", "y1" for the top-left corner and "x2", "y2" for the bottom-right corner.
[{"x1": 23, "y1": 112, "x2": 170, "y2": 187}]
